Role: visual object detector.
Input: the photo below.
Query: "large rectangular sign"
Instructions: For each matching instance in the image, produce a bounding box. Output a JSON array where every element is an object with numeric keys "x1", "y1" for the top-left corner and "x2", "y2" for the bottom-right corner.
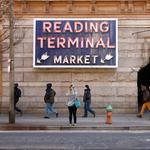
[{"x1": 33, "y1": 18, "x2": 118, "y2": 68}]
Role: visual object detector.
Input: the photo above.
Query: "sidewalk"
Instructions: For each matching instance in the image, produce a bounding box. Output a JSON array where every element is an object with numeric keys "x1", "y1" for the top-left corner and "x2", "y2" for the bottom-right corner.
[{"x1": 0, "y1": 114, "x2": 150, "y2": 130}]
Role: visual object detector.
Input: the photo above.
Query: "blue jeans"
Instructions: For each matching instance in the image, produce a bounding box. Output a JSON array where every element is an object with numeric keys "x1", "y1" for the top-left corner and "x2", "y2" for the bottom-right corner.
[
  {"x1": 84, "y1": 101, "x2": 95, "y2": 117},
  {"x1": 45, "y1": 103, "x2": 57, "y2": 117}
]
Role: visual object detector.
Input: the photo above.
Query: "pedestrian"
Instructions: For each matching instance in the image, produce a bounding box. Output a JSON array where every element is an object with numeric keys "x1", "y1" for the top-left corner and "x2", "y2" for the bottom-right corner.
[
  {"x1": 82, "y1": 85, "x2": 95, "y2": 117},
  {"x1": 44, "y1": 83, "x2": 58, "y2": 119},
  {"x1": 14, "y1": 83, "x2": 22, "y2": 116},
  {"x1": 66, "y1": 84, "x2": 78, "y2": 126},
  {"x1": 137, "y1": 85, "x2": 150, "y2": 118}
]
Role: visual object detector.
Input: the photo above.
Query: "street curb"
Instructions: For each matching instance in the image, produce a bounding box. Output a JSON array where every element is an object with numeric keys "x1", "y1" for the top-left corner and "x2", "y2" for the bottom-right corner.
[{"x1": 0, "y1": 124, "x2": 150, "y2": 131}]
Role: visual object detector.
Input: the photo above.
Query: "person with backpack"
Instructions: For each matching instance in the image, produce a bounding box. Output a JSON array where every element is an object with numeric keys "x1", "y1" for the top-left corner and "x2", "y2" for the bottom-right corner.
[
  {"x1": 82, "y1": 85, "x2": 95, "y2": 118},
  {"x1": 14, "y1": 83, "x2": 22, "y2": 116},
  {"x1": 137, "y1": 85, "x2": 150, "y2": 118},
  {"x1": 44, "y1": 83, "x2": 58, "y2": 119}
]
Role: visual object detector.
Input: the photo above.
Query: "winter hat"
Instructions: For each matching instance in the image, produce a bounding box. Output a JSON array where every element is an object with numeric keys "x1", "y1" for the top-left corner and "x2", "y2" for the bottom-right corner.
[
  {"x1": 14, "y1": 83, "x2": 18, "y2": 88},
  {"x1": 85, "y1": 85, "x2": 89, "y2": 89},
  {"x1": 47, "y1": 83, "x2": 52, "y2": 88}
]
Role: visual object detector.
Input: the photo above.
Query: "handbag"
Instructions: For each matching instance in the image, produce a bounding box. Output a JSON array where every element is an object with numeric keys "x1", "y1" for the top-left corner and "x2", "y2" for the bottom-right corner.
[{"x1": 74, "y1": 98, "x2": 81, "y2": 108}]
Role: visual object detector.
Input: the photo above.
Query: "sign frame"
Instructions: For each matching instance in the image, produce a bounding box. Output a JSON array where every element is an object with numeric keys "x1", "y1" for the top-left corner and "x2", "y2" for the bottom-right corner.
[{"x1": 33, "y1": 18, "x2": 118, "y2": 68}]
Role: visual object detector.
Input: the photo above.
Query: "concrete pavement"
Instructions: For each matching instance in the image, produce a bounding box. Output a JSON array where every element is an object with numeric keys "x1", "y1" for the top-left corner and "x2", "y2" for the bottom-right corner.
[{"x1": 0, "y1": 113, "x2": 150, "y2": 130}]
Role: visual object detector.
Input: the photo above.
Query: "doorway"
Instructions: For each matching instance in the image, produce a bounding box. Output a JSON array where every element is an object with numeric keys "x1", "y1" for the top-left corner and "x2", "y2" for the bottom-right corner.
[{"x1": 137, "y1": 63, "x2": 150, "y2": 111}]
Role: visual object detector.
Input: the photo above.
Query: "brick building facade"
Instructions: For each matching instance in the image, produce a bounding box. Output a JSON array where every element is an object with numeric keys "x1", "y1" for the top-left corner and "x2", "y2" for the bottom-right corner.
[{"x1": 0, "y1": 0, "x2": 150, "y2": 115}]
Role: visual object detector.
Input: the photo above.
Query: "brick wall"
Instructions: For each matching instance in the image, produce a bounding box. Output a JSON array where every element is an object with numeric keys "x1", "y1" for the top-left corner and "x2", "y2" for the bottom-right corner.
[{"x1": 1, "y1": 0, "x2": 150, "y2": 115}]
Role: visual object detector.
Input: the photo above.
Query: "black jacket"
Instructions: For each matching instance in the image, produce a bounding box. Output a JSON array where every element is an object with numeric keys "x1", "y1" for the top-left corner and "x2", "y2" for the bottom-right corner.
[
  {"x1": 14, "y1": 87, "x2": 21, "y2": 103},
  {"x1": 83, "y1": 88, "x2": 91, "y2": 103},
  {"x1": 44, "y1": 88, "x2": 56, "y2": 104}
]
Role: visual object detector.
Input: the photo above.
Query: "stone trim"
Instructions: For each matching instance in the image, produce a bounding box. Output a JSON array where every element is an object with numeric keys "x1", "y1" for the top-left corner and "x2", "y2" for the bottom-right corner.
[{"x1": 14, "y1": 0, "x2": 150, "y2": 17}]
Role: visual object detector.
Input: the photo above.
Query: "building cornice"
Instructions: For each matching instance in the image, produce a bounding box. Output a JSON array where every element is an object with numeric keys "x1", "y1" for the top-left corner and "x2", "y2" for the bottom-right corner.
[{"x1": 14, "y1": 0, "x2": 150, "y2": 18}]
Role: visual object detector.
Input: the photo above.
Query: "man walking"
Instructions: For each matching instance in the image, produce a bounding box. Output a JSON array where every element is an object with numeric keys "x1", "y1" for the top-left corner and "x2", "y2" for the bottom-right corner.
[
  {"x1": 14, "y1": 83, "x2": 22, "y2": 116},
  {"x1": 44, "y1": 83, "x2": 58, "y2": 118},
  {"x1": 82, "y1": 85, "x2": 95, "y2": 117}
]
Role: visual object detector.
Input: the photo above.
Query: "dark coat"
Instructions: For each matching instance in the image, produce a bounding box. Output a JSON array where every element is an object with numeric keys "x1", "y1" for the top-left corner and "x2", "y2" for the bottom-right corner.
[
  {"x1": 44, "y1": 88, "x2": 56, "y2": 104},
  {"x1": 83, "y1": 88, "x2": 91, "y2": 103},
  {"x1": 14, "y1": 87, "x2": 21, "y2": 104}
]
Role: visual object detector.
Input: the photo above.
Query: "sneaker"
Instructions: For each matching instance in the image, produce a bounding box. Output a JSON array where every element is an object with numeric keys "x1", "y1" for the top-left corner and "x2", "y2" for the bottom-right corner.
[
  {"x1": 72, "y1": 123, "x2": 76, "y2": 126},
  {"x1": 56, "y1": 113, "x2": 58, "y2": 118},
  {"x1": 44, "y1": 116, "x2": 49, "y2": 119},
  {"x1": 137, "y1": 114, "x2": 142, "y2": 118},
  {"x1": 69, "y1": 124, "x2": 72, "y2": 127}
]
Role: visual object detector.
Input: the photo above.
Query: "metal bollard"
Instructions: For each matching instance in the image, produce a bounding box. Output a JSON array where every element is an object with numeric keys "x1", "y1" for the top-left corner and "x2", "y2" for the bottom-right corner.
[{"x1": 105, "y1": 104, "x2": 112, "y2": 124}]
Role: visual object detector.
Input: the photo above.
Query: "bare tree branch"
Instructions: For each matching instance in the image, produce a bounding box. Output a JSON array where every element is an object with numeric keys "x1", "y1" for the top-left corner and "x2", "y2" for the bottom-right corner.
[{"x1": 0, "y1": 0, "x2": 26, "y2": 62}]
